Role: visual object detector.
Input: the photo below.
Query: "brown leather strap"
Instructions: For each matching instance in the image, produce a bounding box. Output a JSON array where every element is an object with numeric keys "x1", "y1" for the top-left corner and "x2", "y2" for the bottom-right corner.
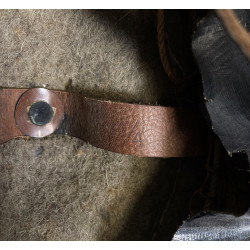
[{"x1": 0, "y1": 88, "x2": 208, "y2": 158}]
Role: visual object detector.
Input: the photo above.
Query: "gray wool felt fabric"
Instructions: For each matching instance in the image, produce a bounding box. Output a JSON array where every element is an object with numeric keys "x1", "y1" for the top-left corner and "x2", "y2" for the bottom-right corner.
[
  {"x1": 0, "y1": 9, "x2": 170, "y2": 240},
  {"x1": 0, "y1": 10, "x2": 210, "y2": 241}
]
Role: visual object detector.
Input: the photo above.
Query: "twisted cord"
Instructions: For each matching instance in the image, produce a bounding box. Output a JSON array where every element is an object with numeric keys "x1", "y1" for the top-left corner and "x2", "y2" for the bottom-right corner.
[
  {"x1": 157, "y1": 10, "x2": 198, "y2": 87},
  {"x1": 157, "y1": 9, "x2": 176, "y2": 83}
]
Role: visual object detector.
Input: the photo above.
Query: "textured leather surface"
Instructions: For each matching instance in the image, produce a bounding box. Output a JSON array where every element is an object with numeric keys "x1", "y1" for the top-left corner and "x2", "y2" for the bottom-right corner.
[
  {"x1": 0, "y1": 89, "x2": 26, "y2": 143},
  {"x1": 0, "y1": 88, "x2": 208, "y2": 158}
]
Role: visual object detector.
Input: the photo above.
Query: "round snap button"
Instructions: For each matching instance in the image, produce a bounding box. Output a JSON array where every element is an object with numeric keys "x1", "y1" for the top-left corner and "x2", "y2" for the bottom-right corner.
[{"x1": 15, "y1": 88, "x2": 64, "y2": 138}]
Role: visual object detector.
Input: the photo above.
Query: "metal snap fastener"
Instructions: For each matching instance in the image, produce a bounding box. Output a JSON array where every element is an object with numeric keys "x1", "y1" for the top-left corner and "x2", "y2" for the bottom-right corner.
[{"x1": 15, "y1": 88, "x2": 64, "y2": 138}]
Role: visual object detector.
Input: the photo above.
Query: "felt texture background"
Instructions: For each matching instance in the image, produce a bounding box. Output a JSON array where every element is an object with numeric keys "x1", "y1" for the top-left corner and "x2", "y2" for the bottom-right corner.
[{"x1": 0, "y1": 10, "x2": 206, "y2": 240}]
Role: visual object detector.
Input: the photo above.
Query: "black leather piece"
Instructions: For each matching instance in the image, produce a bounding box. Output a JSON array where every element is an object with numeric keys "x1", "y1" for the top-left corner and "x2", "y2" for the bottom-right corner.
[
  {"x1": 191, "y1": 10, "x2": 250, "y2": 217},
  {"x1": 192, "y1": 10, "x2": 250, "y2": 160}
]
